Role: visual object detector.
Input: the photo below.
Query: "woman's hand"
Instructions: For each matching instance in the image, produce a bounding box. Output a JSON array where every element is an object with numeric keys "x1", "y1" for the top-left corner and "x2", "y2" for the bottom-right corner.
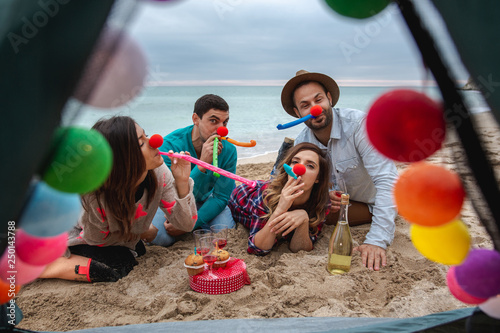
[
  {"x1": 275, "y1": 176, "x2": 305, "y2": 214},
  {"x1": 267, "y1": 209, "x2": 309, "y2": 237},
  {"x1": 168, "y1": 150, "x2": 191, "y2": 198},
  {"x1": 168, "y1": 150, "x2": 191, "y2": 181}
]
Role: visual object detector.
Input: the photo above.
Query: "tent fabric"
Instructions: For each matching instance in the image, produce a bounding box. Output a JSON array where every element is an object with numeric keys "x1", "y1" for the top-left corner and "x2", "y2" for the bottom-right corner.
[
  {"x1": 34, "y1": 308, "x2": 472, "y2": 333},
  {"x1": 0, "y1": 1, "x2": 114, "y2": 328},
  {"x1": 431, "y1": 0, "x2": 500, "y2": 125},
  {"x1": 0, "y1": 0, "x2": 115, "y2": 254},
  {"x1": 395, "y1": 1, "x2": 500, "y2": 251},
  {"x1": 1, "y1": 1, "x2": 498, "y2": 332},
  {"x1": 429, "y1": 0, "x2": 500, "y2": 251}
]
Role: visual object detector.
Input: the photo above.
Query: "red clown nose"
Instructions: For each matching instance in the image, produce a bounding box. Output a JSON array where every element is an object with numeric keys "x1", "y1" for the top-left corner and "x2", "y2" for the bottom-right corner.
[
  {"x1": 149, "y1": 134, "x2": 163, "y2": 149},
  {"x1": 292, "y1": 163, "x2": 306, "y2": 176},
  {"x1": 217, "y1": 127, "x2": 229, "y2": 137},
  {"x1": 310, "y1": 105, "x2": 322, "y2": 117}
]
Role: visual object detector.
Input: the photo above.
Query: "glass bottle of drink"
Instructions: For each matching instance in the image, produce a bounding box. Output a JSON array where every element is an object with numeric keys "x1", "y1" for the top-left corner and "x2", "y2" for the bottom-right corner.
[{"x1": 327, "y1": 193, "x2": 353, "y2": 274}]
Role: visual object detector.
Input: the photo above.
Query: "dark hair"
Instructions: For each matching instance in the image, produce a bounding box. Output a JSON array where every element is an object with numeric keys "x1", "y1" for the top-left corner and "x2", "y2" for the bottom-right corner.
[
  {"x1": 82, "y1": 116, "x2": 157, "y2": 238},
  {"x1": 193, "y1": 94, "x2": 229, "y2": 118},
  {"x1": 264, "y1": 142, "x2": 331, "y2": 234},
  {"x1": 292, "y1": 80, "x2": 329, "y2": 108}
]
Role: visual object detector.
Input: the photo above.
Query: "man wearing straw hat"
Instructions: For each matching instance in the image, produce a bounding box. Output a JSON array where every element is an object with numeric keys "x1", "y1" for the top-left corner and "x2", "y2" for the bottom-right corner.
[{"x1": 280, "y1": 70, "x2": 398, "y2": 271}]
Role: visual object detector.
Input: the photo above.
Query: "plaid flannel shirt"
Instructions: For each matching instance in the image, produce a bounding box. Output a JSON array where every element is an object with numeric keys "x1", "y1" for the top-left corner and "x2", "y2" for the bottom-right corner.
[{"x1": 229, "y1": 180, "x2": 327, "y2": 255}]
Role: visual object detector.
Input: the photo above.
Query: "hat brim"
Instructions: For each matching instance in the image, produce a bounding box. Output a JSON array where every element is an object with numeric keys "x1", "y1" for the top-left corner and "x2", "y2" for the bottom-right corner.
[{"x1": 281, "y1": 72, "x2": 340, "y2": 118}]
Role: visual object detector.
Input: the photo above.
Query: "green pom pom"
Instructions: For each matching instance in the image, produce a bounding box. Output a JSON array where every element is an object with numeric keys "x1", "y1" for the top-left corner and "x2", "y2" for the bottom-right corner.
[
  {"x1": 43, "y1": 127, "x2": 112, "y2": 194},
  {"x1": 324, "y1": 0, "x2": 391, "y2": 19}
]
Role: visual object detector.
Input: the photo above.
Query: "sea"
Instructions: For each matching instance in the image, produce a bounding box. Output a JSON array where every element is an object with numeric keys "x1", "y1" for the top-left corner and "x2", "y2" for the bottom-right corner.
[{"x1": 69, "y1": 86, "x2": 490, "y2": 160}]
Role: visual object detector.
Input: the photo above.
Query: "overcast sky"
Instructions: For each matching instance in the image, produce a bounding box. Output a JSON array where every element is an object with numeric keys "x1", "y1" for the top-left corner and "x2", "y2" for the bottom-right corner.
[{"x1": 127, "y1": 0, "x2": 467, "y2": 86}]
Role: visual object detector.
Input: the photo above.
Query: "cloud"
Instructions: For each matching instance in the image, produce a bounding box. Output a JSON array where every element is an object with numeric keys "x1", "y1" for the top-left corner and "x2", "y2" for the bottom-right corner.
[{"x1": 127, "y1": 0, "x2": 463, "y2": 86}]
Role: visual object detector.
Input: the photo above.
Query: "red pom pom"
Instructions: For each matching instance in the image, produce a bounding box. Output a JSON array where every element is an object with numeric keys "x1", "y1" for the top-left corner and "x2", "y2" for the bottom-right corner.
[
  {"x1": 149, "y1": 134, "x2": 163, "y2": 149},
  {"x1": 292, "y1": 163, "x2": 306, "y2": 176},
  {"x1": 366, "y1": 89, "x2": 445, "y2": 162},
  {"x1": 217, "y1": 127, "x2": 229, "y2": 137},
  {"x1": 310, "y1": 105, "x2": 322, "y2": 117}
]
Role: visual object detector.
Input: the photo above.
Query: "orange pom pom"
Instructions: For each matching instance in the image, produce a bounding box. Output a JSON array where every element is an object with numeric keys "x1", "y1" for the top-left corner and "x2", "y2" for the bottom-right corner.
[
  {"x1": 394, "y1": 162, "x2": 465, "y2": 226},
  {"x1": 0, "y1": 279, "x2": 20, "y2": 305}
]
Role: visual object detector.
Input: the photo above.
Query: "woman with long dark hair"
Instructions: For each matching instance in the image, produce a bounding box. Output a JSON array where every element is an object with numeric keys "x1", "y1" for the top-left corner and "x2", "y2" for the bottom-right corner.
[
  {"x1": 229, "y1": 142, "x2": 330, "y2": 255},
  {"x1": 40, "y1": 116, "x2": 197, "y2": 282}
]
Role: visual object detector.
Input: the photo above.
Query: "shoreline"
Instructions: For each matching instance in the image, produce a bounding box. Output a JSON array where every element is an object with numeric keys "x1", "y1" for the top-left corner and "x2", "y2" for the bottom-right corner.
[
  {"x1": 236, "y1": 110, "x2": 496, "y2": 164},
  {"x1": 237, "y1": 151, "x2": 278, "y2": 165}
]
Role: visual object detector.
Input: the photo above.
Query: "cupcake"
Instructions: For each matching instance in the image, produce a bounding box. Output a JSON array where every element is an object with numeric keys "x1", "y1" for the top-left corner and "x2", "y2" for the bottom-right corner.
[
  {"x1": 212, "y1": 249, "x2": 230, "y2": 268},
  {"x1": 184, "y1": 253, "x2": 205, "y2": 276}
]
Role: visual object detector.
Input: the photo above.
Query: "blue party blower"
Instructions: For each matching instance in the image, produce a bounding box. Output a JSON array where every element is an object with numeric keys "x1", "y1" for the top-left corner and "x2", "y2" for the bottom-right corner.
[
  {"x1": 277, "y1": 105, "x2": 323, "y2": 130},
  {"x1": 283, "y1": 163, "x2": 297, "y2": 179}
]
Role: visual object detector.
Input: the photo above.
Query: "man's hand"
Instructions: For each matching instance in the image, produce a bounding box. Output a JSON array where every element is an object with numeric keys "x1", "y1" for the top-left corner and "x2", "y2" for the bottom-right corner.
[
  {"x1": 164, "y1": 221, "x2": 187, "y2": 237},
  {"x1": 328, "y1": 190, "x2": 342, "y2": 213},
  {"x1": 353, "y1": 243, "x2": 387, "y2": 271},
  {"x1": 199, "y1": 134, "x2": 223, "y2": 166},
  {"x1": 141, "y1": 224, "x2": 158, "y2": 243}
]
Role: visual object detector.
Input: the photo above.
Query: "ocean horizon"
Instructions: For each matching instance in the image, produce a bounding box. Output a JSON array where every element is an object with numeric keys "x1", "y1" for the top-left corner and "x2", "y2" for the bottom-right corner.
[{"x1": 69, "y1": 85, "x2": 489, "y2": 160}]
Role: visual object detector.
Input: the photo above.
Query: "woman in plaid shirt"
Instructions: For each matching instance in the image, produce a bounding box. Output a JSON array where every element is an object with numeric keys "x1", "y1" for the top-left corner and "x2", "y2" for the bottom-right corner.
[{"x1": 229, "y1": 143, "x2": 330, "y2": 255}]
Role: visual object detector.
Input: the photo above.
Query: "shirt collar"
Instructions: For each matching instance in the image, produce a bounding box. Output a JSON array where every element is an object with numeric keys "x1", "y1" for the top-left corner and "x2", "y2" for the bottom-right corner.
[
  {"x1": 331, "y1": 108, "x2": 341, "y2": 140},
  {"x1": 302, "y1": 108, "x2": 341, "y2": 149},
  {"x1": 316, "y1": 108, "x2": 341, "y2": 148}
]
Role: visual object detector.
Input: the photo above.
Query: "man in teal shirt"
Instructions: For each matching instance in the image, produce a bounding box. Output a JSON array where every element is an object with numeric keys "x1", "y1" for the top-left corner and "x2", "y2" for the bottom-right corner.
[{"x1": 151, "y1": 94, "x2": 237, "y2": 246}]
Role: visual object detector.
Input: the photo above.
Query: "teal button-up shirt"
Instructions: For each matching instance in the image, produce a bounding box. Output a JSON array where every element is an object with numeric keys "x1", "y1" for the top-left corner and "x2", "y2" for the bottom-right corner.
[{"x1": 160, "y1": 125, "x2": 237, "y2": 230}]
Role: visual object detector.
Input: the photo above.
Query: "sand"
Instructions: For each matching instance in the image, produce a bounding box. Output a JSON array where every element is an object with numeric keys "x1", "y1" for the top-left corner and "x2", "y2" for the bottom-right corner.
[{"x1": 14, "y1": 112, "x2": 498, "y2": 332}]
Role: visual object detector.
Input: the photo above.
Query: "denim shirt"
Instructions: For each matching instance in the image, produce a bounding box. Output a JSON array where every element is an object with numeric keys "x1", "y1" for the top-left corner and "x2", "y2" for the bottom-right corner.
[{"x1": 295, "y1": 107, "x2": 398, "y2": 249}]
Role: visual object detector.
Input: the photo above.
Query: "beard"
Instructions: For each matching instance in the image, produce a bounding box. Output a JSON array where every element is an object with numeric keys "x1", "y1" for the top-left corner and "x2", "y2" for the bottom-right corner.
[{"x1": 305, "y1": 108, "x2": 332, "y2": 131}]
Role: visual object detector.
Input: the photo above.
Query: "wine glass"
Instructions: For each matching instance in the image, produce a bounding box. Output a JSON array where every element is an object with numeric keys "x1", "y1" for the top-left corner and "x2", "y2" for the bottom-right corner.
[
  {"x1": 200, "y1": 236, "x2": 217, "y2": 277},
  {"x1": 193, "y1": 229, "x2": 212, "y2": 255},
  {"x1": 337, "y1": 174, "x2": 347, "y2": 194},
  {"x1": 210, "y1": 224, "x2": 228, "y2": 251},
  {"x1": 332, "y1": 171, "x2": 346, "y2": 193},
  {"x1": 334, "y1": 173, "x2": 351, "y2": 207},
  {"x1": 330, "y1": 171, "x2": 347, "y2": 195}
]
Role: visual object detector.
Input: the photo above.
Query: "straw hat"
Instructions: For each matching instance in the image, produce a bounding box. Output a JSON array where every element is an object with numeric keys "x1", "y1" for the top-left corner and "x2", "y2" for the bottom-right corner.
[{"x1": 281, "y1": 70, "x2": 340, "y2": 117}]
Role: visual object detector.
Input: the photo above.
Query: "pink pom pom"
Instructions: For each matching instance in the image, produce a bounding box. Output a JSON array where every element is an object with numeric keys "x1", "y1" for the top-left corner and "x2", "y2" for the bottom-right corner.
[
  {"x1": 455, "y1": 248, "x2": 500, "y2": 299},
  {"x1": 73, "y1": 31, "x2": 147, "y2": 108},
  {"x1": 479, "y1": 295, "x2": 500, "y2": 319},
  {"x1": 446, "y1": 266, "x2": 487, "y2": 305},
  {"x1": 217, "y1": 127, "x2": 229, "y2": 137},
  {"x1": 292, "y1": 163, "x2": 306, "y2": 176},
  {"x1": 310, "y1": 105, "x2": 322, "y2": 117},
  {"x1": 0, "y1": 251, "x2": 46, "y2": 285},
  {"x1": 149, "y1": 134, "x2": 163, "y2": 149},
  {"x1": 15, "y1": 229, "x2": 68, "y2": 266}
]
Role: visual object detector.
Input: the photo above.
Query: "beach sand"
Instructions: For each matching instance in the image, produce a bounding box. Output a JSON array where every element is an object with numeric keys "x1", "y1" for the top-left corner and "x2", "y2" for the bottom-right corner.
[{"x1": 14, "y1": 112, "x2": 498, "y2": 332}]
